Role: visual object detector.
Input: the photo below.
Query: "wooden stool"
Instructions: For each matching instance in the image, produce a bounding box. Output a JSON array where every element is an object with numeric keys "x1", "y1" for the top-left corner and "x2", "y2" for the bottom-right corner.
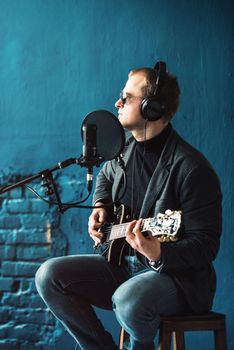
[{"x1": 119, "y1": 312, "x2": 227, "y2": 350}]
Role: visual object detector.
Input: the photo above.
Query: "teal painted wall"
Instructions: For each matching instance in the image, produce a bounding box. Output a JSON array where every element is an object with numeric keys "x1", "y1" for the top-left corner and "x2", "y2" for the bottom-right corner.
[{"x1": 0, "y1": 0, "x2": 233, "y2": 349}]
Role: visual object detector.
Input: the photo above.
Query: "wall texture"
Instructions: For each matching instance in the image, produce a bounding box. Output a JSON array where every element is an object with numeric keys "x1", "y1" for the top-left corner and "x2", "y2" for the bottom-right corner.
[{"x1": 0, "y1": 0, "x2": 233, "y2": 349}]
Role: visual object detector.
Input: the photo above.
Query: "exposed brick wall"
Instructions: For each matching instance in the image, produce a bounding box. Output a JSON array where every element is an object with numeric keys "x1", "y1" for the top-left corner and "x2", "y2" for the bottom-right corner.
[{"x1": 0, "y1": 172, "x2": 69, "y2": 350}]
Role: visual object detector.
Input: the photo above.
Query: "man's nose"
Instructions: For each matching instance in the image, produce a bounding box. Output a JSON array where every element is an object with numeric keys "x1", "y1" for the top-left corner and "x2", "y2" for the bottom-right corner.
[{"x1": 115, "y1": 98, "x2": 123, "y2": 109}]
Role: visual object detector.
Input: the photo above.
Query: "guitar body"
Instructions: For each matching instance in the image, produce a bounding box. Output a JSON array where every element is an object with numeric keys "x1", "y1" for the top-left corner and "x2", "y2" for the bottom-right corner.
[
  {"x1": 106, "y1": 238, "x2": 129, "y2": 266},
  {"x1": 94, "y1": 205, "x2": 131, "y2": 266}
]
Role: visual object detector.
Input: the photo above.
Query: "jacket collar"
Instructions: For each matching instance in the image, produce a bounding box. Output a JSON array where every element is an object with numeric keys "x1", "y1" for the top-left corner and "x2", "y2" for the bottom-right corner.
[{"x1": 139, "y1": 127, "x2": 179, "y2": 217}]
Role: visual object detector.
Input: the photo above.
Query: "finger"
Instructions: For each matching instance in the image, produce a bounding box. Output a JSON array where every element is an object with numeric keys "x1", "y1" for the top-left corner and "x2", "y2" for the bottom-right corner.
[
  {"x1": 127, "y1": 219, "x2": 144, "y2": 248},
  {"x1": 125, "y1": 221, "x2": 137, "y2": 246},
  {"x1": 88, "y1": 215, "x2": 102, "y2": 230},
  {"x1": 89, "y1": 222, "x2": 103, "y2": 232},
  {"x1": 89, "y1": 227, "x2": 103, "y2": 238},
  {"x1": 135, "y1": 218, "x2": 143, "y2": 229},
  {"x1": 98, "y1": 210, "x2": 106, "y2": 224},
  {"x1": 88, "y1": 218, "x2": 103, "y2": 235},
  {"x1": 133, "y1": 219, "x2": 143, "y2": 236},
  {"x1": 126, "y1": 220, "x2": 137, "y2": 235},
  {"x1": 90, "y1": 234, "x2": 102, "y2": 244},
  {"x1": 89, "y1": 230, "x2": 103, "y2": 243}
]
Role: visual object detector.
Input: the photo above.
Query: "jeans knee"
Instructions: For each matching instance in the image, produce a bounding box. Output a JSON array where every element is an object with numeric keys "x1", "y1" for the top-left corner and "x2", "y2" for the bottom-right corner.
[
  {"x1": 35, "y1": 258, "x2": 59, "y2": 298},
  {"x1": 113, "y1": 284, "x2": 160, "y2": 343},
  {"x1": 112, "y1": 287, "x2": 142, "y2": 327}
]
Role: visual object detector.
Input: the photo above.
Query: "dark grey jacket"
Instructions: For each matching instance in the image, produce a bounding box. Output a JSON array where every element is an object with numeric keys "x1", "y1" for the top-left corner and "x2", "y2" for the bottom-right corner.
[{"x1": 93, "y1": 127, "x2": 222, "y2": 313}]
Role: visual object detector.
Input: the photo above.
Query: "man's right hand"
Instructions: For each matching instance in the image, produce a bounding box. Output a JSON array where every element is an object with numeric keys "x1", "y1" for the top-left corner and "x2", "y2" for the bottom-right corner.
[{"x1": 88, "y1": 202, "x2": 107, "y2": 245}]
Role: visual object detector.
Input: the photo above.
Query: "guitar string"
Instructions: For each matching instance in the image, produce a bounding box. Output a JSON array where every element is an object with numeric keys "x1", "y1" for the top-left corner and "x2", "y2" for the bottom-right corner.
[{"x1": 105, "y1": 222, "x2": 129, "y2": 240}]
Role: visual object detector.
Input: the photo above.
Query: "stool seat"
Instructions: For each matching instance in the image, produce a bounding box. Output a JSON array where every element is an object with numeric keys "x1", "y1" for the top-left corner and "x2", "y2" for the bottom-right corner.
[{"x1": 119, "y1": 311, "x2": 227, "y2": 350}]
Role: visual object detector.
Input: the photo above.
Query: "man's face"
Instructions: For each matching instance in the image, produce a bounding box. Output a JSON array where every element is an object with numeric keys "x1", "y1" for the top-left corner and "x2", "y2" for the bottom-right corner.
[{"x1": 115, "y1": 72, "x2": 147, "y2": 131}]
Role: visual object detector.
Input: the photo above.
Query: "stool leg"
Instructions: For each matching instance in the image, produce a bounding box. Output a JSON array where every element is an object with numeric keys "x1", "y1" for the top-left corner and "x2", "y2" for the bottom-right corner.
[
  {"x1": 214, "y1": 329, "x2": 227, "y2": 350},
  {"x1": 119, "y1": 328, "x2": 125, "y2": 350},
  {"x1": 119, "y1": 328, "x2": 129, "y2": 350},
  {"x1": 158, "y1": 328, "x2": 172, "y2": 350},
  {"x1": 173, "y1": 331, "x2": 185, "y2": 350}
]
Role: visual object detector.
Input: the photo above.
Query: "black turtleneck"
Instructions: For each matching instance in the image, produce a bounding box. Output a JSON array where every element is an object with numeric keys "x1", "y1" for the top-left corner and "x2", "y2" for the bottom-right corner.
[{"x1": 120, "y1": 123, "x2": 172, "y2": 219}]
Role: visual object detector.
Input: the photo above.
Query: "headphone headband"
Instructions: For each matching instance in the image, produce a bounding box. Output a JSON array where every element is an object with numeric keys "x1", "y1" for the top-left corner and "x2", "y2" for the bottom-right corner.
[
  {"x1": 153, "y1": 61, "x2": 167, "y2": 76},
  {"x1": 140, "y1": 60, "x2": 167, "y2": 121},
  {"x1": 153, "y1": 61, "x2": 166, "y2": 96}
]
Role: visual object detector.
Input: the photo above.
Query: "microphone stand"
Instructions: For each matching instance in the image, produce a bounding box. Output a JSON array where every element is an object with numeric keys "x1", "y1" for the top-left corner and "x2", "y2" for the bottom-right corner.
[{"x1": 0, "y1": 155, "x2": 103, "y2": 214}]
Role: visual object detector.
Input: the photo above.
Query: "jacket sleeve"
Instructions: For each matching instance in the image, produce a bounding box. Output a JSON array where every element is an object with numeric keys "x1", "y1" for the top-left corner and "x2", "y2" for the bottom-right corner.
[
  {"x1": 92, "y1": 159, "x2": 117, "y2": 205},
  {"x1": 160, "y1": 162, "x2": 222, "y2": 272}
]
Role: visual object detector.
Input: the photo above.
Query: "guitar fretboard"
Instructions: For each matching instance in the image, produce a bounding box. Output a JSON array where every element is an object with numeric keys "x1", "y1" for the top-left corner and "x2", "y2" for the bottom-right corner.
[
  {"x1": 107, "y1": 223, "x2": 127, "y2": 241},
  {"x1": 106, "y1": 220, "x2": 146, "y2": 242},
  {"x1": 101, "y1": 209, "x2": 180, "y2": 244}
]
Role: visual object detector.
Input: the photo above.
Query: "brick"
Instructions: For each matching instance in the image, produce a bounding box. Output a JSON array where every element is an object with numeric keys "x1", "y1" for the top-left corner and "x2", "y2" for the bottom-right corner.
[
  {"x1": 6, "y1": 230, "x2": 51, "y2": 245},
  {"x1": 0, "y1": 340, "x2": 19, "y2": 350},
  {"x1": 0, "y1": 245, "x2": 16, "y2": 259},
  {"x1": 8, "y1": 323, "x2": 41, "y2": 341},
  {"x1": 31, "y1": 199, "x2": 49, "y2": 213},
  {"x1": 2, "y1": 261, "x2": 41, "y2": 277},
  {"x1": 4, "y1": 198, "x2": 49, "y2": 215},
  {"x1": 0, "y1": 189, "x2": 8, "y2": 200},
  {"x1": 9, "y1": 187, "x2": 23, "y2": 199},
  {"x1": 2, "y1": 293, "x2": 21, "y2": 307},
  {"x1": 0, "y1": 307, "x2": 11, "y2": 322},
  {"x1": 4, "y1": 199, "x2": 32, "y2": 214},
  {"x1": 20, "y1": 341, "x2": 42, "y2": 350},
  {"x1": 0, "y1": 215, "x2": 21, "y2": 229},
  {"x1": 0, "y1": 231, "x2": 6, "y2": 243},
  {"x1": 1, "y1": 293, "x2": 45, "y2": 309},
  {"x1": 20, "y1": 215, "x2": 50, "y2": 229},
  {"x1": 16, "y1": 246, "x2": 51, "y2": 261},
  {"x1": 20, "y1": 294, "x2": 45, "y2": 308},
  {"x1": 13, "y1": 308, "x2": 54, "y2": 325},
  {"x1": 0, "y1": 277, "x2": 19, "y2": 292},
  {"x1": 40, "y1": 343, "x2": 55, "y2": 350},
  {"x1": 0, "y1": 322, "x2": 13, "y2": 338},
  {"x1": 0, "y1": 199, "x2": 4, "y2": 212},
  {"x1": 21, "y1": 279, "x2": 37, "y2": 293}
]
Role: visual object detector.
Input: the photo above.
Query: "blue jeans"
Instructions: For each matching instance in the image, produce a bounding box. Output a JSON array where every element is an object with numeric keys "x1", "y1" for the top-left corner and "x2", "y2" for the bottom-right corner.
[{"x1": 35, "y1": 254, "x2": 189, "y2": 350}]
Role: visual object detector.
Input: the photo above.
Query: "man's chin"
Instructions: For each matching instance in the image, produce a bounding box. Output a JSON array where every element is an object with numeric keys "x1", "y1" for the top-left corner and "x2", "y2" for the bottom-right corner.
[{"x1": 118, "y1": 115, "x2": 126, "y2": 126}]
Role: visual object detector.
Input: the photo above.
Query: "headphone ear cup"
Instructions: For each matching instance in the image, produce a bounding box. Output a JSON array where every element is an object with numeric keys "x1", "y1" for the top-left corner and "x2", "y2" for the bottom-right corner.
[{"x1": 141, "y1": 96, "x2": 164, "y2": 121}]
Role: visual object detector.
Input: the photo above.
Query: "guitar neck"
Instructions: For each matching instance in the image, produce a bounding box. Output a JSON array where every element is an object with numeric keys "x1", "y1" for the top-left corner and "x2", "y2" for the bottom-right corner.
[
  {"x1": 107, "y1": 220, "x2": 146, "y2": 242},
  {"x1": 103, "y1": 209, "x2": 180, "y2": 243}
]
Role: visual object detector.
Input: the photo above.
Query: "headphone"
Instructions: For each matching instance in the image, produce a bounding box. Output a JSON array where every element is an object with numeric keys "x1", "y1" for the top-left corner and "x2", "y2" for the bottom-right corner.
[{"x1": 141, "y1": 61, "x2": 167, "y2": 121}]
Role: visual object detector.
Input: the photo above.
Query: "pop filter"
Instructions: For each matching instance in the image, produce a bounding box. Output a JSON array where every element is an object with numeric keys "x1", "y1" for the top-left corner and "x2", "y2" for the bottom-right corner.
[{"x1": 81, "y1": 110, "x2": 125, "y2": 161}]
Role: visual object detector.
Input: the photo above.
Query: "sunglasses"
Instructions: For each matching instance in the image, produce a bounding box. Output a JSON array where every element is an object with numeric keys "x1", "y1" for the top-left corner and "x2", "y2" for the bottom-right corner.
[{"x1": 119, "y1": 91, "x2": 144, "y2": 105}]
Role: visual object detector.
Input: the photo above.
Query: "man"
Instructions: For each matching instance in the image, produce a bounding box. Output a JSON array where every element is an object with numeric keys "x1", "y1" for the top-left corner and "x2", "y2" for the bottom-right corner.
[{"x1": 35, "y1": 62, "x2": 222, "y2": 350}]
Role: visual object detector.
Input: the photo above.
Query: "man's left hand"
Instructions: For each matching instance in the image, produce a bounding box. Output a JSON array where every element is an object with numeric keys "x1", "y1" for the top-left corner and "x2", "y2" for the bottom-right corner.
[{"x1": 125, "y1": 219, "x2": 161, "y2": 261}]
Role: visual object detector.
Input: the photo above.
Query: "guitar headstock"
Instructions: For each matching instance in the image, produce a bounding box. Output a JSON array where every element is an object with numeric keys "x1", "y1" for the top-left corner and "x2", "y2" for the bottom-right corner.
[{"x1": 142, "y1": 209, "x2": 181, "y2": 242}]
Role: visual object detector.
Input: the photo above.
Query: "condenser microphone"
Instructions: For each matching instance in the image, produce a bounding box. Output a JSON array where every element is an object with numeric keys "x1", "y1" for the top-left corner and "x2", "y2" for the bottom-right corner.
[
  {"x1": 82, "y1": 124, "x2": 97, "y2": 192},
  {"x1": 82, "y1": 124, "x2": 97, "y2": 161}
]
